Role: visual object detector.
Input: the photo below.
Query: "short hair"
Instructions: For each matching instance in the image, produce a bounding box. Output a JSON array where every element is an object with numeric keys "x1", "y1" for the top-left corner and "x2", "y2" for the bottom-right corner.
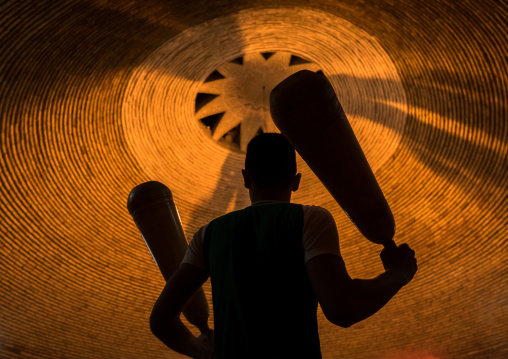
[{"x1": 245, "y1": 133, "x2": 297, "y2": 190}]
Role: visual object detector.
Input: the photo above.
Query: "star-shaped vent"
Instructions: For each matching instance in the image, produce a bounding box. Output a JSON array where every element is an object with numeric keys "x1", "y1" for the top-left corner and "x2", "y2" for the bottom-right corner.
[{"x1": 195, "y1": 52, "x2": 323, "y2": 152}]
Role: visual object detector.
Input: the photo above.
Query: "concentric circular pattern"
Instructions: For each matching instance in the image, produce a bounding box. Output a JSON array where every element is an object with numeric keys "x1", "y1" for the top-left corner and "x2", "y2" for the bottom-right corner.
[
  {"x1": 0, "y1": 1, "x2": 507, "y2": 359},
  {"x1": 122, "y1": 9, "x2": 407, "y2": 212}
]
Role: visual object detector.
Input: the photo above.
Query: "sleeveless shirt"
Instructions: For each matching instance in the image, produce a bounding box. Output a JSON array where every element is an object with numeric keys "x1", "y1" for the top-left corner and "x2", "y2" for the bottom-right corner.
[{"x1": 203, "y1": 203, "x2": 322, "y2": 358}]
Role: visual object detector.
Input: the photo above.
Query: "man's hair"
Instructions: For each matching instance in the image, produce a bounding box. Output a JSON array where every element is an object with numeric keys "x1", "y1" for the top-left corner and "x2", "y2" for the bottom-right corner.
[{"x1": 245, "y1": 133, "x2": 297, "y2": 190}]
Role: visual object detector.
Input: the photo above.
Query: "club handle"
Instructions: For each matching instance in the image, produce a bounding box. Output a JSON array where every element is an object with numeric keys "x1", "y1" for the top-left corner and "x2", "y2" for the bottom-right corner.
[
  {"x1": 380, "y1": 239, "x2": 402, "y2": 270},
  {"x1": 383, "y1": 239, "x2": 398, "y2": 251}
]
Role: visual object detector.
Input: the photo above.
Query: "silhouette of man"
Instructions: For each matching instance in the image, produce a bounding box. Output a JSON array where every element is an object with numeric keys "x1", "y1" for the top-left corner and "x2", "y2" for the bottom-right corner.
[{"x1": 149, "y1": 133, "x2": 417, "y2": 359}]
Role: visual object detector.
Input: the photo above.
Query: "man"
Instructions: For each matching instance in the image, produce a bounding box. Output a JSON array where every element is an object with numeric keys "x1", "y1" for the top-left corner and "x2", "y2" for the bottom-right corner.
[{"x1": 150, "y1": 133, "x2": 417, "y2": 358}]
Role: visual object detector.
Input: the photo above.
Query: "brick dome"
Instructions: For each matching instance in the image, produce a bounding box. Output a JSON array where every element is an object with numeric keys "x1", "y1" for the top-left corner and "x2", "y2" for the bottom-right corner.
[{"x1": 0, "y1": 1, "x2": 506, "y2": 358}]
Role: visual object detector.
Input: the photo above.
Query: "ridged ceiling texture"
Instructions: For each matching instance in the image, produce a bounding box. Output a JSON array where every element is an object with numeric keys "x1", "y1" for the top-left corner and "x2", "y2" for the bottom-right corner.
[{"x1": 1, "y1": 0, "x2": 506, "y2": 358}]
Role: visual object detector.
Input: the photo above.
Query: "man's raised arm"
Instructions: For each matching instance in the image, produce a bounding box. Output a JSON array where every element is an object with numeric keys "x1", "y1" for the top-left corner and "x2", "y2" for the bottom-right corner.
[{"x1": 306, "y1": 245, "x2": 417, "y2": 328}]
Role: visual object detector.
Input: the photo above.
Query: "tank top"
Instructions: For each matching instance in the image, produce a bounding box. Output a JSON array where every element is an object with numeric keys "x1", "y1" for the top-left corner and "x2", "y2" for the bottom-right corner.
[{"x1": 204, "y1": 202, "x2": 322, "y2": 358}]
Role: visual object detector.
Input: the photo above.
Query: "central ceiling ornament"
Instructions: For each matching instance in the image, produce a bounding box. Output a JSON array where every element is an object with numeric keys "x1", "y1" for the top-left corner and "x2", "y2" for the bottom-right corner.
[
  {"x1": 123, "y1": 7, "x2": 408, "y2": 208},
  {"x1": 195, "y1": 51, "x2": 322, "y2": 152}
]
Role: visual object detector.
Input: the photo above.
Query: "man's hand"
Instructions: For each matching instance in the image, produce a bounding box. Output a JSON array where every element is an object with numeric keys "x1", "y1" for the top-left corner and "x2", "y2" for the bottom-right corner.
[
  {"x1": 381, "y1": 243, "x2": 418, "y2": 284},
  {"x1": 150, "y1": 264, "x2": 211, "y2": 358},
  {"x1": 193, "y1": 329, "x2": 214, "y2": 359}
]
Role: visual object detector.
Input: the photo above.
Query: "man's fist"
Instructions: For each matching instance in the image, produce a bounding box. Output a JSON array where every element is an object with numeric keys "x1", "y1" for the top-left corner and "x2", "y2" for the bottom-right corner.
[
  {"x1": 381, "y1": 243, "x2": 418, "y2": 285},
  {"x1": 194, "y1": 329, "x2": 214, "y2": 359}
]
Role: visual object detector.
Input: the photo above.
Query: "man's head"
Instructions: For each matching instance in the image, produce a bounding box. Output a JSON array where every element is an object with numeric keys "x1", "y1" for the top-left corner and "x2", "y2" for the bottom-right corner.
[{"x1": 242, "y1": 133, "x2": 301, "y2": 199}]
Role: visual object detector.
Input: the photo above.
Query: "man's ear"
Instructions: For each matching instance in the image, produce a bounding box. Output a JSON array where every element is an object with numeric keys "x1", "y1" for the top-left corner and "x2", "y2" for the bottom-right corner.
[
  {"x1": 242, "y1": 169, "x2": 252, "y2": 189},
  {"x1": 291, "y1": 173, "x2": 302, "y2": 192}
]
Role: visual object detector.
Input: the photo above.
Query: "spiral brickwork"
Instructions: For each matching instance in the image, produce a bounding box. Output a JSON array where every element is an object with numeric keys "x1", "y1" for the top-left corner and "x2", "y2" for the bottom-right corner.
[{"x1": 0, "y1": 1, "x2": 506, "y2": 358}]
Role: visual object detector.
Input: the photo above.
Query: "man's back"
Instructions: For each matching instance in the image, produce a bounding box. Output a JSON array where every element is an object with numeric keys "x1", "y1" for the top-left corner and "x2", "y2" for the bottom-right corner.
[
  {"x1": 148, "y1": 133, "x2": 417, "y2": 359},
  {"x1": 203, "y1": 202, "x2": 321, "y2": 358}
]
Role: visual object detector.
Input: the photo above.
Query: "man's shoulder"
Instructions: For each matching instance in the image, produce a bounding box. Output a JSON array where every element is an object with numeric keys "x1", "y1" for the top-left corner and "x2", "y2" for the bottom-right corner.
[
  {"x1": 211, "y1": 202, "x2": 305, "y2": 223},
  {"x1": 207, "y1": 207, "x2": 249, "y2": 227},
  {"x1": 208, "y1": 204, "x2": 332, "y2": 224},
  {"x1": 302, "y1": 204, "x2": 333, "y2": 217}
]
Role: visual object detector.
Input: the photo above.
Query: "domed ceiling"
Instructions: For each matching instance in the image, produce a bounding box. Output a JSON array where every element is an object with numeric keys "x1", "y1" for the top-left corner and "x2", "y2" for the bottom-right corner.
[{"x1": 0, "y1": 0, "x2": 506, "y2": 358}]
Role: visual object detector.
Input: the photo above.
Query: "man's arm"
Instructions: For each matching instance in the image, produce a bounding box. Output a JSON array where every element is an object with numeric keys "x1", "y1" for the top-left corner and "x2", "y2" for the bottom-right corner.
[
  {"x1": 150, "y1": 263, "x2": 213, "y2": 359},
  {"x1": 306, "y1": 245, "x2": 417, "y2": 328}
]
